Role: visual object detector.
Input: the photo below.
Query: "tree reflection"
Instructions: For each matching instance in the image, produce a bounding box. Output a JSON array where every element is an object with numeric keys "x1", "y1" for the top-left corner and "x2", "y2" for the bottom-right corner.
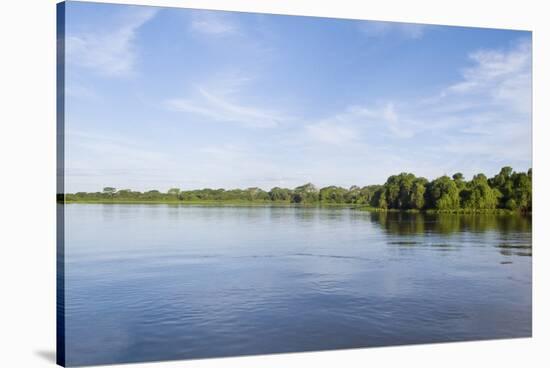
[{"x1": 369, "y1": 211, "x2": 531, "y2": 235}]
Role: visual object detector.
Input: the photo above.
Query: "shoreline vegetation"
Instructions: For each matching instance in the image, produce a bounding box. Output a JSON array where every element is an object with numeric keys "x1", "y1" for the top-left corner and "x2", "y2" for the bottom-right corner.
[{"x1": 62, "y1": 166, "x2": 532, "y2": 215}]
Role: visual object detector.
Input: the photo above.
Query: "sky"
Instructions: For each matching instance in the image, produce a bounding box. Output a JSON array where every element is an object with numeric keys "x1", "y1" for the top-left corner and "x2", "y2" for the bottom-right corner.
[{"x1": 62, "y1": 1, "x2": 532, "y2": 192}]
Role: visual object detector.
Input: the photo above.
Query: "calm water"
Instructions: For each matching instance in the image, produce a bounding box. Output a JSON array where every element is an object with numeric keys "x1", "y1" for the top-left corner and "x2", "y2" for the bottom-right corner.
[{"x1": 63, "y1": 204, "x2": 532, "y2": 366}]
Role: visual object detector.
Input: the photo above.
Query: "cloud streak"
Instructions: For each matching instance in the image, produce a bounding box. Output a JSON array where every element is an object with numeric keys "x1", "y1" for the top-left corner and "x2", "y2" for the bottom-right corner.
[
  {"x1": 66, "y1": 7, "x2": 157, "y2": 76},
  {"x1": 165, "y1": 84, "x2": 289, "y2": 128},
  {"x1": 190, "y1": 11, "x2": 238, "y2": 36},
  {"x1": 299, "y1": 39, "x2": 531, "y2": 179},
  {"x1": 446, "y1": 39, "x2": 532, "y2": 114},
  {"x1": 162, "y1": 39, "x2": 530, "y2": 179},
  {"x1": 64, "y1": 4, "x2": 531, "y2": 191}
]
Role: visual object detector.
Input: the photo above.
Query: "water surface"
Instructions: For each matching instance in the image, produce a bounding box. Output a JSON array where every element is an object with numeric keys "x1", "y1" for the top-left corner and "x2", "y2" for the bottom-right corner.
[{"x1": 64, "y1": 205, "x2": 532, "y2": 366}]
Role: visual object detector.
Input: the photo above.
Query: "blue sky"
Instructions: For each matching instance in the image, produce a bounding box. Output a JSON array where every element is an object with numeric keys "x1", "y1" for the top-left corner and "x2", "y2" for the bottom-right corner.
[{"x1": 63, "y1": 1, "x2": 532, "y2": 192}]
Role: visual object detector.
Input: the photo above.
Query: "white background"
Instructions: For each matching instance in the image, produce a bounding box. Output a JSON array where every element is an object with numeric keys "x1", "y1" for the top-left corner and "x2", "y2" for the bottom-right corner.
[{"x1": 0, "y1": 0, "x2": 548, "y2": 367}]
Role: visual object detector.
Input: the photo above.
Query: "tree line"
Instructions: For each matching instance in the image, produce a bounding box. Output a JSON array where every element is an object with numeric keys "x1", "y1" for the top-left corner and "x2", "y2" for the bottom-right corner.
[{"x1": 65, "y1": 166, "x2": 532, "y2": 212}]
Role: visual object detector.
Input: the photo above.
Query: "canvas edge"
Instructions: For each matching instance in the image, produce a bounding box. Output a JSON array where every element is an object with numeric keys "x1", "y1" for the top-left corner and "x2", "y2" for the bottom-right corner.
[{"x1": 56, "y1": 1, "x2": 66, "y2": 367}]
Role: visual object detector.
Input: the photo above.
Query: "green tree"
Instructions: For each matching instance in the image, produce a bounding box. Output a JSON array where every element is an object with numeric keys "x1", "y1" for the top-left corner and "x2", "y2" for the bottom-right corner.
[
  {"x1": 292, "y1": 183, "x2": 319, "y2": 203},
  {"x1": 452, "y1": 172, "x2": 466, "y2": 191},
  {"x1": 167, "y1": 188, "x2": 181, "y2": 196},
  {"x1": 269, "y1": 187, "x2": 292, "y2": 202},
  {"x1": 380, "y1": 173, "x2": 420, "y2": 209},
  {"x1": 319, "y1": 186, "x2": 348, "y2": 204},
  {"x1": 344, "y1": 186, "x2": 361, "y2": 204},
  {"x1": 410, "y1": 178, "x2": 427, "y2": 209},
  {"x1": 103, "y1": 187, "x2": 116, "y2": 198},
  {"x1": 245, "y1": 187, "x2": 269, "y2": 201},
  {"x1": 512, "y1": 172, "x2": 532, "y2": 211},
  {"x1": 426, "y1": 176, "x2": 460, "y2": 210},
  {"x1": 461, "y1": 174, "x2": 499, "y2": 210},
  {"x1": 372, "y1": 188, "x2": 388, "y2": 209},
  {"x1": 359, "y1": 185, "x2": 383, "y2": 206}
]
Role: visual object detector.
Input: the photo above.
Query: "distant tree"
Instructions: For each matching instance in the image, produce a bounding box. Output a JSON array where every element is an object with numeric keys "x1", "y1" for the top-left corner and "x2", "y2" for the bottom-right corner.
[
  {"x1": 372, "y1": 188, "x2": 388, "y2": 209},
  {"x1": 505, "y1": 198, "x2": 518, "y2": 211},
  {"x1": 167, "y1": 188, "x2": 181, "y2": 196},
  {"x1": 319, "y1": 186, "x2": 348, "y2": 204},
  {"x1": 380, "y1": 173, "x2": 420, "y2": 209},
  {"x1": 344, "y1": 186, "x2": 361, "y2": 204},
  {"x1": 452, "y1": 173, "x2": 464, "y2": 181},
  {"x1": 245, "y1": 187, "x2": 270, "y2": 201},
  {"x1": 269, "y1": 187, "x2": 292, "y2": 202},
  {"x1": 426, "y1": 176, "x2": 460, "y2": 210},
  {"x1": 103, "y1": 187, "x2": 116, "y2": 198},
  {"x1": 461, "y1": 174, "x2": 499, "y2": 210},
  {"x1": 68, "y1": 166, "x2": 532, "y2": 212},
  {"x1": 396, "y1": 174, "x2": 413, "y2": 209},
  {"x1": 292, "y1": 183, "x2": 319, "y2": 203},
  {"x1": 359, "y1": 185, "x2": 383, "y2": 206},
  {"x1": 452, "y1": 172, "x2": 466, "y2": 191},
  {"x1": 410, "y1": 178, "x2": 427, "y2": 209},
  {"x1": 512, "y1": 172, "x2": 532, "y2": 211},
  {"x1": 117, "y1": 189, "x2": 133, "y2": 198},
  {"x1": 488, "y1": 166, "x2": 531, "y2": 211}
]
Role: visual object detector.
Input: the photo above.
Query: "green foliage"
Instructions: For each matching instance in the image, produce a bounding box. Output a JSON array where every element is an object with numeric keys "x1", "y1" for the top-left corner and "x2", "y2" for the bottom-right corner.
[
  {"x1": 65, "y1": 166, "x2": 532, "y2": 213},
  {"x1": 102, "y1": 187, "x2": 116, "y2": 197},
  {"x1": 319, "y1": 186, "x2": 348, "y2": 203},
  {"x1": 371, "y1": 188, "x2": 388, "y2": 209},
  {"x1": 426, "y1": 176, "x2": 460, "y2": 210},
  {"x1": 376, "y1": 173, "x2": 427, "y2": 210},
  {"x1": 268, "y1": 187, "x2": 292, "y2": 202},
  {"x1": 452, "y1": 172, "x2": 464, "y2": 181},
  {"x1": 461, "y1": 174, "x2": 499, "y2": 210},
  {"x1": 410, "y1": 179, "x2": 427, "y2": 210},
  {"x1": 489, "y1": 167, "x2": 532, "y2": 212},
  {"x1": 357, "y1": 185, "x2": 382, "y2": 206},
  {"x1": 167, "y1": 188, "x2": 180, "y2": 196},
  {"x1": 452, "y1": 172, "x2": 466, "y2": 191},
  {"x1": 292, "y1": 183, "x2": 319, "y2": 203}
]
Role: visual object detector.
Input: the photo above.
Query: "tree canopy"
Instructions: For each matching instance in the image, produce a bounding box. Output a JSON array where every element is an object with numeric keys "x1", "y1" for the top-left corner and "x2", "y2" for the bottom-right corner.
[{"x1": 65, "y1": 166, "x2": 532, "y2": 213}]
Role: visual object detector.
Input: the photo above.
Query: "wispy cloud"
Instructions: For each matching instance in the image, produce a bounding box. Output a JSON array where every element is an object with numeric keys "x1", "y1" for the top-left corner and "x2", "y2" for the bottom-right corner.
[
  {"x1": 66, "y1": 7, "x2": 158, "y2": 76},
  {"x1": 163, "y1": 38, "x2": 531, "y2": 186},
  {"x1": 305, "y1": 102, "x2": 415, "y2": 146},
  {"x1": 446, "y1": 39, "x2": 532, "y2": 114},
  {"x1": 190, "y1": 11, "x2": 238, "y2": 36},
  {"x1": 358, "y1": 21, "x2": 429, "y2": 40},
  {"x1": 305, "y1": 122, "x2": 358, "y2": 145},
  {"x1": 301, "y1": 39, "x2": 531, "y2": 176},
  {"x1": 164, "y1": 74, "x2": 289, "y2": 128},
  {"x1": 65, "y1": 130, "x2": 177, "y2": 191}
]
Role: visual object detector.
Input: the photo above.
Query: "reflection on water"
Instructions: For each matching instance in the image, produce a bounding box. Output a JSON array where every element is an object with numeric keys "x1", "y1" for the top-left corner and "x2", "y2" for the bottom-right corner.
[
  {"x1": 370, "y1": 211, "x2": 532, "y2": 235},
  {"x1": 64, "y1": 205, "x2": 532, "y2": 366}
]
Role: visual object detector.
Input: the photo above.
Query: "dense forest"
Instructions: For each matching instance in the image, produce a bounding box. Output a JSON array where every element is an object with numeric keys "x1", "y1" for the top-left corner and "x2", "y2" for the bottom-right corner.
[{"x1": 65, "y1": 166, "x2": 532, "y2": 213}]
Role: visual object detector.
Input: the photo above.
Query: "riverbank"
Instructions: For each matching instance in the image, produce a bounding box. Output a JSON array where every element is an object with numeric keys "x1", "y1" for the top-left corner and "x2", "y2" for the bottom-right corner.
[
  {"x1": 62, "y1": 199, "x2": 530, "y2": 215},
  {"x1": 62, "y1": 199, "x2": 359, "y2": 208},
  {"x1": 358, "y1": 206, "x2": 528, "y2": 215}
]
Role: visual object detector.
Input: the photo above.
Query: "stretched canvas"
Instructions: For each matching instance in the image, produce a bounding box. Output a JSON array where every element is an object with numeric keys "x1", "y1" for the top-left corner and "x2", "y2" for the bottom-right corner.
[{"x1": 57, "y1": 1, "x2": 532, "y2": 366}]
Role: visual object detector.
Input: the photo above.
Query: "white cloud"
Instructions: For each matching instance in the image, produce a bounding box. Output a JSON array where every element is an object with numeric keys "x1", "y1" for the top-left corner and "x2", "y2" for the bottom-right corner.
[
  {"x1": 447, "y1": 39, "x2": 532, "y2": 114},
  {"x1": 66, "y1": 7, "x2": 157, "y2": 76},
  {"x1": 165, "y1": 85, "x2": 288, "y2": 128},
  {"x1": 381, "y1": 103, "x2": 416, "y2": 138},
  {"x1": 65, "y1": 130, "x2": 177, "y2": 191},
  {"x1": 300, "y1": 39, "x2": 531, "y2": 177},
  {"x1": 306, "y1": 122, "x2": 357, "y2": 145},
  {"x1": 153, "y1": 40, "x2": 531, "y2": 190},
  {"x1": 358, "y1": 21, "x2": 429, "y2": 39},
  {"x1": 305, "y1": 102, "x2": 415, "y2": 144},
  {"x1": 190, "y1": 11, "x2": 238, "y2": 35}
]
